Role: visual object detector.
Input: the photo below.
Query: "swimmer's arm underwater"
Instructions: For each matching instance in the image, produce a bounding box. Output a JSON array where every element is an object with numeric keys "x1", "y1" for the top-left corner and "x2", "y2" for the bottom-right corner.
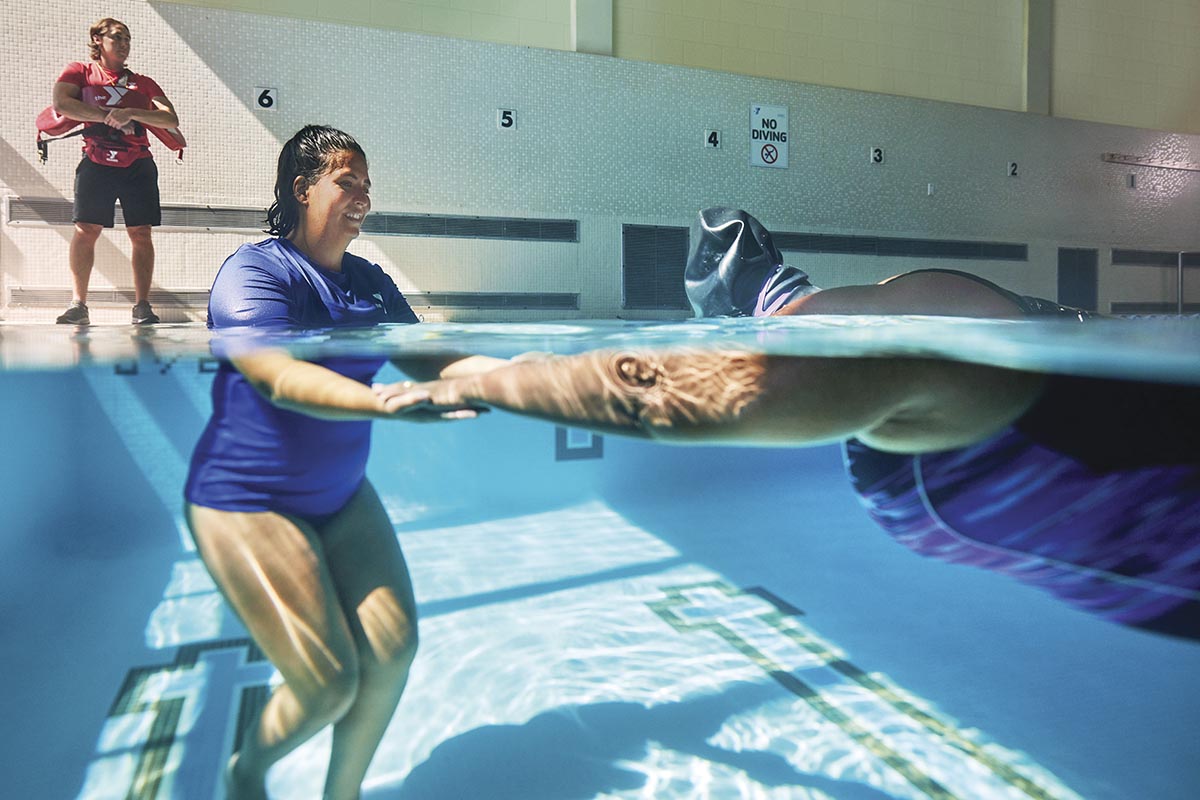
[
  {"x1": 389, "y1": 354, "x2": 513, "y2": 381},
  {"x1": 380, "y1": 349, "x2": 1044, "y2": 452}
]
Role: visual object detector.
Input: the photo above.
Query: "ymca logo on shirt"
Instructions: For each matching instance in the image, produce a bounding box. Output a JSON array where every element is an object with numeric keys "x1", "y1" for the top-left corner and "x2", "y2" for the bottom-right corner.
[{"x1": 98, "y1": 85, "x2": 129, "y2": 106}]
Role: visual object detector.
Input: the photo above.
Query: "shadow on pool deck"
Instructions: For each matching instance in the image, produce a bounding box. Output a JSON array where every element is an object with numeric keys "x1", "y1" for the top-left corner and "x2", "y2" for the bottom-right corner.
[{"x1": 367, "y1": 680, "x2": 895, "y2": 800}]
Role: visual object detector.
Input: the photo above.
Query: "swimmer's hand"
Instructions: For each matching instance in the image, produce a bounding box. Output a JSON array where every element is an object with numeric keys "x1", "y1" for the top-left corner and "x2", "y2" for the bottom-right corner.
[{"x1": 372, "y1": 381, "x2": 487, "y2": 422}]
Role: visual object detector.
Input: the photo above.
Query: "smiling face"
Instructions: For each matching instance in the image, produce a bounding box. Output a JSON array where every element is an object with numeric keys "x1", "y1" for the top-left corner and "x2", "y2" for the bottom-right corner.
[
  {"x1": 92, "y1": 22, "x2": 130, "y2": 70},
  {"x1": 293, "y1": 149, "x2": 372, "y2": 256}
]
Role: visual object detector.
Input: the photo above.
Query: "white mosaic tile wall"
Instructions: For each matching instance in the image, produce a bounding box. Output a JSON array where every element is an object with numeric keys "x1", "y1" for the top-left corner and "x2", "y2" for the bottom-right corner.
[{"x1": 3, "y1": 0, "x2": 1200, "y2": 322}]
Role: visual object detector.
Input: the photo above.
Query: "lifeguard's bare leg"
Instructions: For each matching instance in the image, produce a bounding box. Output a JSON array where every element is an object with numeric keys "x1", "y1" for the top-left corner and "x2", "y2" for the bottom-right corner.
[
  {"x1": 126, "y1": 224, "x2": 154, "y2": 304},
  {"x1": 68, "y1": 222, "x2": 103, "y2": 303}
]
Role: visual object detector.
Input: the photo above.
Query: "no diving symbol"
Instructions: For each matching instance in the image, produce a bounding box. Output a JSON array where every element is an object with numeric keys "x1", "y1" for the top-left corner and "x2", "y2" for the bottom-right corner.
[{"x1": 761, "y1": 144, "x2": 778, "y2": 164}]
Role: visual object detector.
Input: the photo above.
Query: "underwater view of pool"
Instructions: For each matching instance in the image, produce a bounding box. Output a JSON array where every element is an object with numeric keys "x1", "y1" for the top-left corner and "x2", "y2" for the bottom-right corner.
[{"x1": 2, "y1": 316, "x2": 1198, "y2": 799}]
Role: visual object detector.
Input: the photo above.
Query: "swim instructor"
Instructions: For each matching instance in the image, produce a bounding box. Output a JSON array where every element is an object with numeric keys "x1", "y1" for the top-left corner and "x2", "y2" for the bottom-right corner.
[{"x1": 184, "y1": 125, "x2": 498, "y2": 799}]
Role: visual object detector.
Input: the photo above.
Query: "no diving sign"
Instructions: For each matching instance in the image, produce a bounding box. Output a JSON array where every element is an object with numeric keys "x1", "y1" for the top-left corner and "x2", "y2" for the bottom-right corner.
[{"x1": 750, "y1": 103, "x2": 788, "y2": 169}]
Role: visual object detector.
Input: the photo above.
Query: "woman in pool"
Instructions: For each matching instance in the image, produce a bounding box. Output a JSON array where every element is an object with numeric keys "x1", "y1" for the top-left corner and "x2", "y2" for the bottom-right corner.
[
  {"x1": 184, "y1": 125, "x2": 497, "y2": 799},
  {"x1": 379, "y1": 207, "x2": 1200, "y2": 642}
]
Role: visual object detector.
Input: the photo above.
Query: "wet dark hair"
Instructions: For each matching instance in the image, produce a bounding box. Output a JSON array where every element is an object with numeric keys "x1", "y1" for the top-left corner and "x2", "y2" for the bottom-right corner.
[{"x1": 265, "y1": 125, "x2": 367, "y2": 238}]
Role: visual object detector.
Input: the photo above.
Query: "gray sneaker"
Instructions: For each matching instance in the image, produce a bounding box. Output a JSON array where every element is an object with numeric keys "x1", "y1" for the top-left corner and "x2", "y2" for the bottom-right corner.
[
  {"x1": 132, "y1": 301, "x2": 160, "y2": 325},
  {"x1": 56, "y1": 302, "x2": 90, "y2": 325}
]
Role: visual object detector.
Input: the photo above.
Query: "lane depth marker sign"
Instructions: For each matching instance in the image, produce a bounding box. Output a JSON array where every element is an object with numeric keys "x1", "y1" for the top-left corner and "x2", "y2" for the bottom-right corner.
[
  {"x1": 254, "y1": 87, "x2": 277, "y2": 110},
  {"x1": 750, "y1": 103, "x2": 788, "y2": 169}
]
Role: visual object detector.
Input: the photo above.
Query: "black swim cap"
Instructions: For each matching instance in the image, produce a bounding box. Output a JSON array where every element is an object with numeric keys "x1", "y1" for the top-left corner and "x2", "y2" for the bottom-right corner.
[{"x1": 684, "y1": 207, "x2": 818, "y2": 317}]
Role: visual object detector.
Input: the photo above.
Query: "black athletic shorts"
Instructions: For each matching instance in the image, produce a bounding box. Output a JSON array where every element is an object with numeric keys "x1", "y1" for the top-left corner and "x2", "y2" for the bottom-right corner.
[{"x1": 73, "y1": 156, "x2": 161, "y2": 228}]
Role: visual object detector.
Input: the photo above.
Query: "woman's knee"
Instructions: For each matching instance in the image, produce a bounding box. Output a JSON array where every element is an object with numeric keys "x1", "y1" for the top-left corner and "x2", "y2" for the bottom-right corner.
[
  {"x1": 356, "y1": 634, "x2": 416, "y2": 702},
  {"x1": 357, "y1": 589, "x2": 419, "y2": 672},
  {"x1": 382, "y1": 622, "x2": 418, "y2": 671},
  {"x1": 303, "y1": 655, "x2": 361, "y2": 723}
]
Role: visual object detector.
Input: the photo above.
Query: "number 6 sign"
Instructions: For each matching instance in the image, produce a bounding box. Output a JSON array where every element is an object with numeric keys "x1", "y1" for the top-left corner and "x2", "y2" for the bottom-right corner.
[{"x1": 255, "y1": 87, "x2": 277, "y2": 110}]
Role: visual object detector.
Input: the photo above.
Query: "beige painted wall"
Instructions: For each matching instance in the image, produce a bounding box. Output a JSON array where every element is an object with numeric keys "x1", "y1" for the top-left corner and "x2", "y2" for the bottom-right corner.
[
  {"x1": 1052, "y1": 0, "x2": 1200, "y2": 134},
  {"x1": 160, "y1": 0, "x2": 1200, "y2": 134},
  {"x1": 162, "y1": 0, "x2": 572, "y2": 49},
  {"x1": 614, "y1": 0, "x2": 1027, "y2": 112}
]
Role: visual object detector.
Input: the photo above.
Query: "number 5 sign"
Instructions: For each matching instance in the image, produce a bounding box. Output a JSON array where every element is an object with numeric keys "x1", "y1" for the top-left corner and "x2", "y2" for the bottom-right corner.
[{"x1": 254, "y1": 87, "x2": 278, "y2": 110}]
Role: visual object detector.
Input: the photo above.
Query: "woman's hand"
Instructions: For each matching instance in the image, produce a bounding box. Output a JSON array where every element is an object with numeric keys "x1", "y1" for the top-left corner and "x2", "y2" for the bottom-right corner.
[{"x1": 372, "y1": 380, "x2": 484, "y2": 421}]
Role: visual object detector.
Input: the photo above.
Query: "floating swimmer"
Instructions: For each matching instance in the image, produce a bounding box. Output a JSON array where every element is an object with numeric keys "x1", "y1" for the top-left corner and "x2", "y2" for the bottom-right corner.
[{"x1": 380, "y1": 207, "x2": 1200, "y2": 641}]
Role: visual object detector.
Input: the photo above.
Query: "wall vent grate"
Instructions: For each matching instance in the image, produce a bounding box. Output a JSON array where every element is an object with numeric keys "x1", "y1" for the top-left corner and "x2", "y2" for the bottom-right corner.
[
  {"x1": 622, "y1": 224, "x2": 690, "y2": 310},
  {"x1": 1112, "y1": 249, "x2": 1200, "y2": 268},
  {"x1": 6, "y1": 198, "x2": 579, "y2": 242},
  {"x1": 772, "y1": 232, "x2": 1027, "y2": 261},
  {"x1": 8, "y1": 287, "x2": 578, "y2": 311}
]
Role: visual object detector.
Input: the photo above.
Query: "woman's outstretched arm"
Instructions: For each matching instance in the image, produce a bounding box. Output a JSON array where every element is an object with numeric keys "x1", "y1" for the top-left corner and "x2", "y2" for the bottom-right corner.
[{"x1": 234, "y1": 349, "x2": 479, "y2": 422}]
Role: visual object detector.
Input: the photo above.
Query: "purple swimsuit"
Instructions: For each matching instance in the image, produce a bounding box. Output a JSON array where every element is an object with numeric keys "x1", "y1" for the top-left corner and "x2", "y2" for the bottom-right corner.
[
  {"x1": 185, "y1": 238, "x2": 417, "y2": 518},
  {"x1": 845, "y1": 375, "x2": 1200, "y2": 638}
]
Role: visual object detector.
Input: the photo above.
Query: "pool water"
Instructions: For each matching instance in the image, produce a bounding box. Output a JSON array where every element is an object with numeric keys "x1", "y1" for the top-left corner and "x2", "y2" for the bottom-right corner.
[{"x1": 2, "y1": 317, "x2": 1198, "y2": 799}]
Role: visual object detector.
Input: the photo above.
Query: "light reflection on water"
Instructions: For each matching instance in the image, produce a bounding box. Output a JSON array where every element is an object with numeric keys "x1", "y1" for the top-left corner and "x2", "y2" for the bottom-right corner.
[
  {"x1": 128, "y1": 500, "x2": 1086, "y2": 800},
  {"x1": 3, "y1": 315, "x2": 1199, "y2": 384}
]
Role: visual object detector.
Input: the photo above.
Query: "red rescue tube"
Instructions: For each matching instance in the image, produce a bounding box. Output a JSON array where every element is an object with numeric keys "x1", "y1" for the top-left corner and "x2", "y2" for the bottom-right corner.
[{"x1": 36, "y1": 85, "x2": 186, "y2": 161}]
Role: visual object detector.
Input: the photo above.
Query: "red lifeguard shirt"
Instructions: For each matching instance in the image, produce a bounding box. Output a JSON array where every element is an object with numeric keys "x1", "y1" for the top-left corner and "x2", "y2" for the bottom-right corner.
[{"x1": 55, "y1": 61, "x2": 166, "y2": 161}]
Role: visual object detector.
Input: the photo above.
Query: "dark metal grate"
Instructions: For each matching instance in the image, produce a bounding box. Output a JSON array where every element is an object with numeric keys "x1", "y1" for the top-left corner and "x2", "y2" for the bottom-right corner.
[
  {"x1": 362, "y1": 212, "x2": 578, "y2": 241},
  {"x1": 8, "y1": 287, "x2": 578, "y2": 311},
  {"x1": 1111, "y1": 249, "x2": 1200, "y2": 267},
  {"x1": 622, "y1": 224, "x2": 690, "y2": 310},
  {"x1": 1110, "y1": 301, "x2": 1200, "y2": 314},
  {"x1": 772, "y1": 231, "x2": 1027, "y2": 261},
  {"x1": 161, "y1": 206, "x2": 265, "y2": 229},
  {"x1": 6, "y1": 198, "x2": 579, "y2": 242},
  {"x1": 404, "y1": 292, "x2": 579, "y2": 310},
  {"x1": 8, "y1": 287, "x2": 210, "y2": 307},
  {"x1": 5, "y1": 198, "x2": 265, "y2": 229},
  {"x1": 7, "y1": 197, "x2": 75, "y2": 225}
]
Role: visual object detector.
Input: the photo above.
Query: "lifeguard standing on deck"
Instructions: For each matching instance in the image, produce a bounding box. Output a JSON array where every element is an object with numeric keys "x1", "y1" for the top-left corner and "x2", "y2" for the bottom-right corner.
[{"x1": 50, "y1": 17, "x2": 179, "y2": 325}]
